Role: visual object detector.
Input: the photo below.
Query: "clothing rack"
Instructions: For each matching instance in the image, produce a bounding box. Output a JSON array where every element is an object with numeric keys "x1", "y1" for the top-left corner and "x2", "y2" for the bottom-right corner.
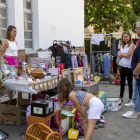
[
  {"x1": 53, "y1": 40, "x2": 67, "y2": 44},
  {"x1": 85, "y1": 33, "x2": 122, "y2": 84}
]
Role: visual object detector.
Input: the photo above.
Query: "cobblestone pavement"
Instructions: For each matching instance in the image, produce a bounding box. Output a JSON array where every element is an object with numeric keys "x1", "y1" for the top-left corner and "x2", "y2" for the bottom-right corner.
[{"x1": 0, "y1": 83, "x2": 140, "y2": 140}]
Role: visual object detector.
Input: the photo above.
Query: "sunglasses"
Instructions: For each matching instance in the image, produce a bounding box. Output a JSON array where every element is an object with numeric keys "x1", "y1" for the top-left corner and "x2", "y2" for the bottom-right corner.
[{"x1": 8, "y1": 25, "x2": 16, "y2": 31}]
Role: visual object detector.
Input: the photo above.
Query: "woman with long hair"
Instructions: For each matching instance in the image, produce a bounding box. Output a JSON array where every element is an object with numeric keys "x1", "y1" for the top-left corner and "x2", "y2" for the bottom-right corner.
[
  {"x1": 0, "y1": 25, "x2": 22, "y2": 100},
  {"x1": 118, "y1": 32, "x2": 135, "y2": 103}
]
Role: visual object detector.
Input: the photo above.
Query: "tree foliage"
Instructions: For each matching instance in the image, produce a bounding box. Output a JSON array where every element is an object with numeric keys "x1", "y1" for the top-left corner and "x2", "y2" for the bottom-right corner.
[
  {"x1": 84, "y1": 0, "x2": 140, "y2": 33},
  {"x1": 131, "y1": 0, "x2": 140, "y2": 16}
]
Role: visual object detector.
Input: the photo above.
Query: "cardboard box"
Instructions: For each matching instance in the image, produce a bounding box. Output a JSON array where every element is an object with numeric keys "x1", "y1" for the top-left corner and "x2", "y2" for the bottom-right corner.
[
  {"x1": 61, "y1": 115, "x2": 72, "y2": 133},
  {"x1": 0, "y1": 99, "x2": 29, "y2": 126}
]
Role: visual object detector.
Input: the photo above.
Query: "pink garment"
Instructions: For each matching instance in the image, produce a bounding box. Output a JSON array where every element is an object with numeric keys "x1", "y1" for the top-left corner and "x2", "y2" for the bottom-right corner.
[
  {"x1": 73, "y1": 55, "x2": 78, "y2": 68},
  {"x1": 4, "y1": 55, "x2": 19, "y2": 68},
  {"x1": 47, "y1": 117, "x2": 51, "y2": 132},
  {"x1": 54, "y1": 113, "x2": 64, "y2": 135},
  {"x1": 138, "y1": 38, "x2": 140, "y2": 45}
]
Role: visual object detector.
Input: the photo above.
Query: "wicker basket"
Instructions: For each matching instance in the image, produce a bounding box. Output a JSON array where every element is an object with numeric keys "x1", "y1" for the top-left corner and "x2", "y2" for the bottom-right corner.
[
  {"x1": 25, "y1": 123, "x2": 62, "y2": 140},
  {"x1": 74, "y1": 82, "x2": 98, "y2": 95},
  {"x1": 30, "y1": 67, "x2": 44, "y2": 79}
]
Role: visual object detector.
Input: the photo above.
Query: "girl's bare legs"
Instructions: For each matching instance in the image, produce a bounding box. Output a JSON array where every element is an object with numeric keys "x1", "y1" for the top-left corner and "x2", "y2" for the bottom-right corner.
[
  {"x1": 84, "y1": 119, "x2": 97, "y2": 140},
  {"x1": 82, "y1": 113, "x2": 88, "y2": 136}
]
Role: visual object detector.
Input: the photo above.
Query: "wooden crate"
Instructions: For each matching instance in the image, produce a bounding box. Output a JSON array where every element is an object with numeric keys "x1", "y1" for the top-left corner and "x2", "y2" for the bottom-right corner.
[{"x1": 27, "y1": 110, "x2": 61, "y2": 132}]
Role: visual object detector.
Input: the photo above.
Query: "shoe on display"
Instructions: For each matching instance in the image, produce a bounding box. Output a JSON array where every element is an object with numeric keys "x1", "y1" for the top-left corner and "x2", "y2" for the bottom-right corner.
[
  {"x1": 124, "y1": 101, "x2": 135, "y2": 107},
  {"x1": 122, "y1": 111, "x2": 138, "y2": 119}
]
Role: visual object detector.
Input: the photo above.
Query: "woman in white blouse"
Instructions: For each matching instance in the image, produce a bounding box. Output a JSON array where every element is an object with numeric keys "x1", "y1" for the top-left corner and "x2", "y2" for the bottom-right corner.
[{"x1": 118, "y1": 32, "x2": 135, "y2": 103}]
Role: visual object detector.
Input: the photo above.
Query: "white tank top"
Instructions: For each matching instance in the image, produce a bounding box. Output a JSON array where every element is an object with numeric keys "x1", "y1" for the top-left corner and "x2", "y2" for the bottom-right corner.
[
  {"x1": 119, "y1": 44, "x2": 134, "y2": 68},
  {"x1": 4, "y1": 39, "x2": 18, "y2": 56}
]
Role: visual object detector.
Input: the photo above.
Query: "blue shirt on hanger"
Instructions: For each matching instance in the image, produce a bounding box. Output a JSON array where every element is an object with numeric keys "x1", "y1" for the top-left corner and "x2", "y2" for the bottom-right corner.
[
  {"x1": 103, "y1": 55, "x2": 109, "y2": 75},
  {"x1": 83, "y1": 55, "x2": 87, "y2": 78}
]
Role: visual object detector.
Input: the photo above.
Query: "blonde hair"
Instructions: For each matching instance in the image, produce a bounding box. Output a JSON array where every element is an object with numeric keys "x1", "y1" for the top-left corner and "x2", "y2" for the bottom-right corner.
[
  {"x1": 121, "y1": 32, "x2": 133, "y2": 49},
  {"x1": 5, "y1": 25, "x2": 16, "y2": 41}
]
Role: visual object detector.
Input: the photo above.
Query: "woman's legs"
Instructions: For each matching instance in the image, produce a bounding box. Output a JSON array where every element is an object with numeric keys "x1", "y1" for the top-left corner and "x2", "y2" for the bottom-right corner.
[
  {"x1": 120, "y1": 67, "x2": 126, "y2": 102},
  {"x1": 84, "y1": 119, "x2": 97, "y2": 140},
  {"x1": 126, "y1": 68, "x2": 133, "y2": 102}
]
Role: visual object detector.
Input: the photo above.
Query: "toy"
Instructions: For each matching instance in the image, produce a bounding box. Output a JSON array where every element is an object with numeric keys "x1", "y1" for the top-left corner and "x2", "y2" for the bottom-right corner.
[
  {"x1": 94, "y1": 76, "x2": 101, "y2": 82},
  {"x1": 68, "y1": 128, "x2": 79, "y2": 140}
]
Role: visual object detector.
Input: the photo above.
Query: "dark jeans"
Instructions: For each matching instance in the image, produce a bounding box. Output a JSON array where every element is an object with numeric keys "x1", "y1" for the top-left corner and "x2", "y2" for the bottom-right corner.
[{"x1": 120, "y1": 67, "x2": 133, "y2": 99}]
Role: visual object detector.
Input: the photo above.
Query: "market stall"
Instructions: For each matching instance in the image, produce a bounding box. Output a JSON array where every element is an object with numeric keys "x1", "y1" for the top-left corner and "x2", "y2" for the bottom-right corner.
[{"x1": 0, "y1": 40, "x2": 113, "y2": 140}]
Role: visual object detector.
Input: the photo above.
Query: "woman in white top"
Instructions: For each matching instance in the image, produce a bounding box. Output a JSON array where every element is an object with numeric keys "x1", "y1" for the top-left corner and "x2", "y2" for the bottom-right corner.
[
  {"x1": 118, "y1": 32, "x2": 135, "y2": 103},
  {"x1": 0, "y1": 25, "x2": 22, "y2": 100}
]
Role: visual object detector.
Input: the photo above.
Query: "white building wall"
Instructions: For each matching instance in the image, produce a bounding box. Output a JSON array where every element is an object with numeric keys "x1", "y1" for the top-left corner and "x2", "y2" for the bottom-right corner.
[
  {"x1": 7, "y1": 0, "x2": 24, "y2": 49},
  {"x1": 6, "y1": 0, "x2": 84, "y2": 50},
  {"x1": 32, "y1": 0, "x2": 39, "y2": 51},
  {"x1": 38, "y1": 0, "x2": 84, "y2": 49}
]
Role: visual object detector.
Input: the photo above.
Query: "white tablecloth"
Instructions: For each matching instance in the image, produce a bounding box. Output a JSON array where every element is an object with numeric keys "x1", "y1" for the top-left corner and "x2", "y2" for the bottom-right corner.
[{"x1": 3, "y1": 76, "x2": 60, "y2": 94}]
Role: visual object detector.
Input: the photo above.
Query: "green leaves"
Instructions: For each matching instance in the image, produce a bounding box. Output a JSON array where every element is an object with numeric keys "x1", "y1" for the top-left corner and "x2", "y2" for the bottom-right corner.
[
  {"x1": 131, "y1": 0, "x2": 140, "y2": 16},
  {"x1": 84, "y1": 0, "x2": 140, "y2": 33}
]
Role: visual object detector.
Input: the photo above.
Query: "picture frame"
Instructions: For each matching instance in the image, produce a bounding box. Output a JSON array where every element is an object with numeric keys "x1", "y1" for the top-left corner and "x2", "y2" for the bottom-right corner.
[
  {"x1": 73, "y1": 67, "x2": 84, "y2": 83},
  {"x1": 62, "y1": 68, "x2": 72, "y2": 83}
]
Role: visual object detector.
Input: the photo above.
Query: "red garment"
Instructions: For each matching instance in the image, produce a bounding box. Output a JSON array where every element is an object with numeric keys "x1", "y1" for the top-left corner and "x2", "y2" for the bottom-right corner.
[{"x1": 80, "y1": 56, "x2": 84, "y2": 67}]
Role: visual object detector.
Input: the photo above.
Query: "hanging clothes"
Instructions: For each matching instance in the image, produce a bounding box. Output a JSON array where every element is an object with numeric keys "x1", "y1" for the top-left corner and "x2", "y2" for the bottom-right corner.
[
  {"x1": 49, "y1": 44, "x2": 65, "y2": 63},
  {"x1": 107, "y1": 39, "x2": 111, "y2": 47},
  {"x1": 71, "y1": 56, "x2": 74, "y2": 69},
  {"x1": 80, "y1": 57, "x2": 84, "y2": 67},
  {"x1": 65, "y1": 54, "x2": 72, "y2": 69},
  {"x1": 90, "y1": 54, "x2": 95, "y2": 74},
  {"x1": 91, "y1": 34, "x2": 104, "y2": 45},
  {"x1": 95, "y1": 64, "x2": 102, "y2": 74},
  {"x1": 113, "y1": 56, "x2": 118, "y2": 73},
  {"x1": 73, "y1": 55, "x2": 78, "y2": 68},
  {"x1": 103, "y1": 55, "x2": 109, "y2": 75},
  {"x1": 111, "y1": 37, "x2": 118, "y2": 56},
  {"x1": 77, "y1": 55, "x2": 80, "y2": 67},
  {"x1": 83, "y1": 55, "x2": 87, "y2": 78},
  {"x1": 95, "y1": 54, "x2": 103, "y2": 74},
  {"x1": 116, "y1": 40, "x2": 121, "y2": 65},
  {"x1": 100, "y1": 55, "x2": 104, "y2": 73}
]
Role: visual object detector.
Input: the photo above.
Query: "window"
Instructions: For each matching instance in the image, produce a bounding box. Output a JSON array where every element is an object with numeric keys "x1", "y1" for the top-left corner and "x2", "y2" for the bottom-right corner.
[
  {"x1": 23, "y1": 0, "x2": 31, "y2": 9},
  {"x1": 0, "y1": 1, "x2": 7, "y2": 41},
  {"x1": 23, "y1": 0, "x2": 32, "y2": 49},
  {"x1": 0, "y1": 0, "x2": 6, "y2": 3}
]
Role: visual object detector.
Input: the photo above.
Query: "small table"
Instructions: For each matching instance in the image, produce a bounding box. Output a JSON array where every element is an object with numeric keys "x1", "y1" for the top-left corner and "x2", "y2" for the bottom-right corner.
[
  {"x1": 3, "y1": 76, "x2": 60, "y2": 104},
  {"x1": 27, "y1": 110, "x2": 62, "y2": 133}
]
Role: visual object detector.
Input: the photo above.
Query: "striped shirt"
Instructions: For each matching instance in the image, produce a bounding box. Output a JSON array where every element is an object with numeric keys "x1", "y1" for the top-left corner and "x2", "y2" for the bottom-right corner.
[{"x1": 71, "y1": 90, "x2": 86, "y2": 105}]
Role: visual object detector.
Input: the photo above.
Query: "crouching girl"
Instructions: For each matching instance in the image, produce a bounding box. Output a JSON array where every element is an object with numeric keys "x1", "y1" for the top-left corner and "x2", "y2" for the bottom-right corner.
[{"x1": 57, "y1": 78, "x2": 104, "y2": 140}]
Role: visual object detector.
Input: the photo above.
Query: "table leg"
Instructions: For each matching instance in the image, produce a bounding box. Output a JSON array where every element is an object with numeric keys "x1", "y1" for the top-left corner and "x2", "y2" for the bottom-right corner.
[{"x1": 6, "y1": 91, "x2": 16, "y2": 108}]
